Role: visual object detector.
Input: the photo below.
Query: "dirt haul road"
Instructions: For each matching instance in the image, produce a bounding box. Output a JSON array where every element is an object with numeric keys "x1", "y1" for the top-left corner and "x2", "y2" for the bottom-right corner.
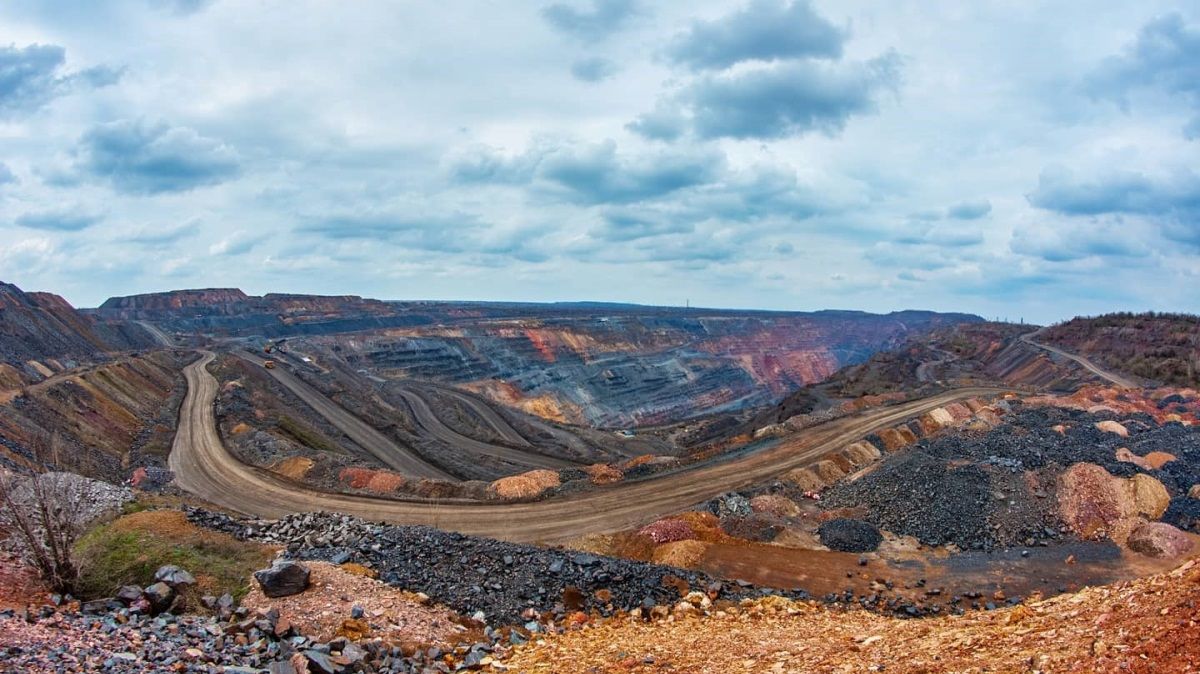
[
  {"x1": 233, "y1": 351, "x2": 455, "y2": 481},
  {"x1": 1020, "y1": 330, "x2": 1140, "y2": 389},
  {"x1": 235, "y1": 351, "x2": 575, "y2": 473},
  {"x1": 171, "y1": 351, "x2": 1011, "y2": 544}
]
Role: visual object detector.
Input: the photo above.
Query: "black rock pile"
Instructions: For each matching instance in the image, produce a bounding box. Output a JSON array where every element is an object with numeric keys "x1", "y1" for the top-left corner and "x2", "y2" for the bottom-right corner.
[
  {"x1": 818, "y1": 519, "x2": 883, "y2": 552},
  {"x1": 821, "y1": 405, "x2": 1200, "y2": 549},
  {"x1": 186, "y1": 509, "x2": 811, "y2": 627}
]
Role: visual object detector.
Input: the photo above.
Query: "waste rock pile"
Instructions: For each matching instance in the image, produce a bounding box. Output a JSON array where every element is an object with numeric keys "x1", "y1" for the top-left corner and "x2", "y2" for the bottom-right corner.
[{"x1": 186, "y1": 509, "x2": 811, "y2": 627}]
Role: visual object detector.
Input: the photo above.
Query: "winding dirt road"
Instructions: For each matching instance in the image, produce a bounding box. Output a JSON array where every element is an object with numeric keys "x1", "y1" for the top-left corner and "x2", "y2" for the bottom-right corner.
[
  {"x1": 233, "y1": 351, "x2": 455, "y2": 481},
  {"x1": 391, "y1": 387, "x2": 576, "y2": 470},
  {"x1": 408, "y1": 382, "x2": 532, "y2": 447},
  {"x1": 171, "y1": 351, "x2": 1010, "y2": 544},
  {"x1": 1020, "y1": 330, "x2": 1139, "y2": 388}
]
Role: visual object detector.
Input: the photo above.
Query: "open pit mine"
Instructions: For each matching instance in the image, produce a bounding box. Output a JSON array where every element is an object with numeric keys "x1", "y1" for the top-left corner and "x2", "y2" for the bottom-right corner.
[{"x1": 1, "y1": 280, "x2": 1198, "y2": 672}]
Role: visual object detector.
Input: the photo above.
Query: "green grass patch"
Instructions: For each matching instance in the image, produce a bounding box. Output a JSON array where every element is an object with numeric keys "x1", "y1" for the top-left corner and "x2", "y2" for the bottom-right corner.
[
  {"x1": 276, "y1": 415, "x2": 344, "y2": 454},
  {"x1": 74, "y1": 510, "x2": 273, "y2": 606}
]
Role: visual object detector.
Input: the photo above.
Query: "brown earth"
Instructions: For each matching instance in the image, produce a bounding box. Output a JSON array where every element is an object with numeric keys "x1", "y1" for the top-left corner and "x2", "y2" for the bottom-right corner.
[
  {"x1": 503, "y1": 559, "x2": 1200, "y2": 673},
  {"x1": 241, "y1": 561, "x2": 472, "y2": 647}
]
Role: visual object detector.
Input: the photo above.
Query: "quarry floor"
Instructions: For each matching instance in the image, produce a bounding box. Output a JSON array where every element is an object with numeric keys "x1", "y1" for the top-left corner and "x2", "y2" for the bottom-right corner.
[{"x1": 170, "y1": 351, "x2": 1010, "y2": 544}]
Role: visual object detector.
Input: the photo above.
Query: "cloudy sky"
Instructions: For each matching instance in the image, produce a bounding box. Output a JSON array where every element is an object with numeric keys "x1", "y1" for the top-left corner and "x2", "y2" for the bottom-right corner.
[{"x1": 1, "y1": 1, "x2": 1197, "y2": 322}]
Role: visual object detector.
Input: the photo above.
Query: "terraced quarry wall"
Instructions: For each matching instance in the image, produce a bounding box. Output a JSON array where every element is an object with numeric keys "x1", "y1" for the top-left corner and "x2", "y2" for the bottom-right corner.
[
  {"x1": 0, "y1": 351, "x2": 187, "y2": 480},
  {"x1": 0, "y1": 282, "x2": 156, "y2": 389},
  {"x1": 300, "y1": 311, "x2": 979, "y2": 427}
]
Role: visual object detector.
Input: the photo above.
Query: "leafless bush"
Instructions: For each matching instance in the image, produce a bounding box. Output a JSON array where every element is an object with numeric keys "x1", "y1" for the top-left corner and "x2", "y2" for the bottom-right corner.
[{"x1": 0, "y1": 434, "x2": 119, "y2": 595}]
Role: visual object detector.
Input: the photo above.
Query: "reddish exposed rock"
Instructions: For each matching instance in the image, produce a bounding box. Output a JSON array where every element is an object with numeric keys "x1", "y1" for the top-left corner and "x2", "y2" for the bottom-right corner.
[
  {"x1": 1142, "y1": 451, "x2": 1177, "y2": 469},
  {"x1": 1057, "y1": 463, "x2": 1129, "y2": 540},
  {"x1": 1058, "y1": 464, "x2": 1171, "y2": 542},
  {"x1": 944, "y1": 403, "x2": 973, "y2": 421},
  {"x1": 1126, "y1": 522, "x2": 1195, "y2": 558},
  {"x1": 637, "y1": 518, "x2": 696, "y2": 544}
]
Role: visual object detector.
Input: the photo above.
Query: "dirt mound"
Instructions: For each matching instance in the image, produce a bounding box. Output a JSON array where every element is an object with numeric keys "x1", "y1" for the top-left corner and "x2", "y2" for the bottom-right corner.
[
  {"x1": 817, "y1": 519, "x2": 882, "y2": 552},
  {"x1": 750, "y1": 494, "x2": 800, "y2": 518},
  {"x1": 272, "y1": 456, "x2": 314, "y2": 480},
  {"x1": 583, "y1": 463, "x2": 622, "y2": 485},
  {"x1": 651, "y1": 540, "x2": 709, "y2": 568},
  {"x1": 671, "y1": 511, "x2": 731, "y2": 543},
  {"x1": 487, "y1": 469, "x2": 561, "y2": 500},
  {"x1": 241, "y1": 561, "x2": 468, "y2": 645},
  {"x1": 637, "y1": 518, "x2": 696, "y2": 544}
]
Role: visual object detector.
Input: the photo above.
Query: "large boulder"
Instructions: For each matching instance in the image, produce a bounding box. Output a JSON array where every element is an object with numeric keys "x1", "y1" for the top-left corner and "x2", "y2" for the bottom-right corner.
[
  {"x1": 1095, "y1": 420, "x2": 1129, "y2": 437},
  {"x1": 1058, "y1": 463, "x2": 1124, "y2": 540},
  {"x1": 1058, "y1": 463, "x2": 1172, "y2": 541},
  {"x1": 1125, "y1": 474, "x2": 1170, "y2": 520},
  {"x1": 817, "y1": 518, "x2": 882, "y2": 553},
  {"x1": 254, "y1": 561, "x2": 311, "y2": 598},
  {"x1": 1126, "y1": 522, "x2": 1195, "y2": 558}
]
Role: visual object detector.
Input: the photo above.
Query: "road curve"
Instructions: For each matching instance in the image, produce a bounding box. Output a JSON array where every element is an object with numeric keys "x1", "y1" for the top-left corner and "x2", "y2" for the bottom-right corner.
[
  {"x1": 408, "y1": 382, "x2": 532, "y2": 448},
  {"x1": 136, "y1": 321, "x2": 174, "y2": 347},
  {"x1": 1020, "y1": 330, "x2": 1139, "y2": 388},
  {"x1": 171, "y1": 351, "x2": 1011, "y2": 544},
  {"x1": 234, "y1": 351, "x2": 456, "y2": 481},
  {"x1": 392, "y1": 387, "x2": 576, "y2": 471}
]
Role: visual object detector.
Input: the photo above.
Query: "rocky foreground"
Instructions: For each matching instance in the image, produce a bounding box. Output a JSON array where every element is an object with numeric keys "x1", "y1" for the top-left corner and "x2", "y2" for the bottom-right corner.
[{"x1": 505, "y1": 558, "x2": 1200, "y2": 673}]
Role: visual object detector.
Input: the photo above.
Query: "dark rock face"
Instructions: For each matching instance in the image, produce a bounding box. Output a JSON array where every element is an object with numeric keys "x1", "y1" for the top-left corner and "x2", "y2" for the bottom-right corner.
[
  {"x1": 818, "y1": 519, "x2": 883, "y2": 552},
  {"x1": 254, "y1": 561, "x2": 311, "y2": 598}
]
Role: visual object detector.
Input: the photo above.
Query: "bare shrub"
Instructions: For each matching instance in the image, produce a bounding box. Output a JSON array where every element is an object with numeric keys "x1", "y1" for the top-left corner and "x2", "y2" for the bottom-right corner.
[{"x1": 0, "y1": 434, "x2": 124, "y2": 595}]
